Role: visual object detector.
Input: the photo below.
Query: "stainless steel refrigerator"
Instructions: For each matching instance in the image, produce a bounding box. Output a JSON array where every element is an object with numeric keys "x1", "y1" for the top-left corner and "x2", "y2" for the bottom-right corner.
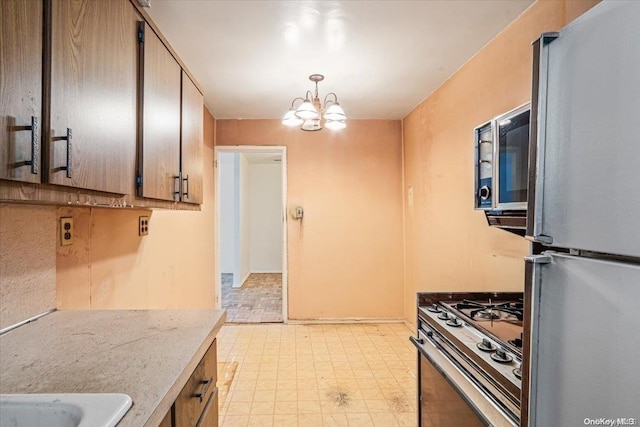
[{"x1": 524, "y1": 1, "x2": 640, "y2": 426}]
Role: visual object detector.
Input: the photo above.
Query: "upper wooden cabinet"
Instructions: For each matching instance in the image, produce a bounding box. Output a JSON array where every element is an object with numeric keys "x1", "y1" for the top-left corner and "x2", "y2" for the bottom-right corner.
[
  {"x1": 180, "y1": 71, "x2": 204, "y2": 204},
  {"x1": 138, "y1": 21, "x2": 182, "y2": 202},
  {"x1": 48, "y1": 0, "x2": 138, "y2": 194},
  {"x1": 0, "y1": 0, "x2": 43, "y2": 184},
  {"x1": 138, "y1": 24, "x2": 204, "y2": 204}
]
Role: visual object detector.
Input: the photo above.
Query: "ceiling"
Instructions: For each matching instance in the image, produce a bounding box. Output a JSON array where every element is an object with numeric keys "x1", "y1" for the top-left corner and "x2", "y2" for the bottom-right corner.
[{"x1": 146, "y1": 1, "x2": 534, "y2": 120}]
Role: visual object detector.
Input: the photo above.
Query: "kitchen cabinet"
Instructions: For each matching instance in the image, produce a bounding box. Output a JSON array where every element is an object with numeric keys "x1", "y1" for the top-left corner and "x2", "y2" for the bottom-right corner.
[
  {"x1": 173, "y1": 339, "x2": 218, "y2": 426},
  {"x1": 138, "y1": 24, "x2": 204, "y2": 204},
  {"x1": 48, "y1": 0, "x2": 138, "y2": 194},
  {"x1": 180, "y1": 71, "x2": 204, "y2": 204},
  {"x1": 0, "y1": 0, "x2": 43, "y2": 184},
  {"x1": 138, "y1": 21, "x2": 182, "y2": 202}
]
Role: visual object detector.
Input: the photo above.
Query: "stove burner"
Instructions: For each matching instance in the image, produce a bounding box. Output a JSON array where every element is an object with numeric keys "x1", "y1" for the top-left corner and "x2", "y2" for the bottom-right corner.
[
  {"x1": 513, "y1": 367, "x2": 522, "y2": 380},
  {"x1": 490, "y1": 349, "x2": 513, "y2": 364},
  {"x1": 426, "y1": 304, "x2": 442, "y2": 313},
  {"x1": 476, "y1": 338, "x2": 497, "y2": 352},
  {"x1": 446, "y1": 317, "x2": 462, "y2": 327},
  {"x1": 438, "y1": 312, "x2": 450, "y2": 320},
  {"x1": 476, "y1": 309, "x2": 501, "y2": 320},
  {"x1": 455, "y1": 299, "x2": 524, "y2": 321}
]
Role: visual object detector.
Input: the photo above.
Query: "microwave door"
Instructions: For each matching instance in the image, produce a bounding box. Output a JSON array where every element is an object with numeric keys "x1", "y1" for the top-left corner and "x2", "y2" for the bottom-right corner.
[
  {"x1": 526, "y1": 252, "x2": 640, "y2": 427},
  {"x1": 494, "y1": 105, "x2": 530, "y2": 211},
  {"x1": 527, "y1": 1, "x2": 640, "y2": 257}
]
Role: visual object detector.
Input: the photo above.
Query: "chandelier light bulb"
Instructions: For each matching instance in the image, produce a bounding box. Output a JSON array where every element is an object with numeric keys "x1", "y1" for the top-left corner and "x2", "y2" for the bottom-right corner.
[
  {"x1": 325, "y1": 119, "x2": 347, "y2": 130},
  {"x1": 294, "y1": 98, "x2": 319, "y2": 120},
  {"x1": 282, "y1": 109, "x2": 303, "y2": 127},
  {"x1": 324, "y1": 102, "x2": 346, "y2": 121}
]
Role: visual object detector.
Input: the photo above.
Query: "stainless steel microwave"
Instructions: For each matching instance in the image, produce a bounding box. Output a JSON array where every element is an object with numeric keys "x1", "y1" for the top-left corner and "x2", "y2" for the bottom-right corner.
[{"x1": 474, "y1": 103, "x2": 530, "y2": 212}]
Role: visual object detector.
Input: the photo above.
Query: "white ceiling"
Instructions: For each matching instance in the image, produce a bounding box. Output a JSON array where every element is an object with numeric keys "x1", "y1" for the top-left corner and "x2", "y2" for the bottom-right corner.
[{"x1": 146, "y1": 0, "x2": 534, "y2": 120}]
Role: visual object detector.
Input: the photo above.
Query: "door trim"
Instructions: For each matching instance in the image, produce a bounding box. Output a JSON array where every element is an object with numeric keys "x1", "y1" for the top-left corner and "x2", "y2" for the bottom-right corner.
[{"x1": 214, "y1": 145, "x2": 288, "y2": 323}]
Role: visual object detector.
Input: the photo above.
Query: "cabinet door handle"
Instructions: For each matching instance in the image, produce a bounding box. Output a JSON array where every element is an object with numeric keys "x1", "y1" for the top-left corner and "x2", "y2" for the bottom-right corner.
[
  {"x1": 182, "y1": 174, "x2": 189, "y2": 199},
  {"x1": 194, "y1": 378, "x2": 212, "y2": 403},
  {"x1": 56, "y1": 128, "x2": 72, "y2": 178},
  {"x1": 174, "y1": 174, "x2": 181, "y2": 199},
  {"x1": 21, "y1": 116, "x2": 39, "y2": 174}
]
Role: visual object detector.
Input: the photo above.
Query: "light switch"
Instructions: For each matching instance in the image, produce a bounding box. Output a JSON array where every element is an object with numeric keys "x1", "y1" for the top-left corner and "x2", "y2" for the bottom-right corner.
[{"x1": 408, "y1": 186, "x2": 414, "y2": 208}]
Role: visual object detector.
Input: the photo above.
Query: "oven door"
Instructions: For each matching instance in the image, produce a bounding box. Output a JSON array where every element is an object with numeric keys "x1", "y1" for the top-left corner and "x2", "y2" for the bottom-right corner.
[{"x1": 411, "y1": 329, "x2": 517, "y2": 427}]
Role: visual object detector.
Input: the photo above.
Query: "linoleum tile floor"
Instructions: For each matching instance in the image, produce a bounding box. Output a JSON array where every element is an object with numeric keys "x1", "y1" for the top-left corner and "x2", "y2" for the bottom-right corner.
[{"x1": 216, "y1": 323, "x2": 417, "y2": 427}]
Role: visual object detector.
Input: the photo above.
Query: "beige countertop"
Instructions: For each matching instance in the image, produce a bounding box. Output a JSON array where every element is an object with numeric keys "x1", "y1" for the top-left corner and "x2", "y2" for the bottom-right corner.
[{"x1": 0, "y1": 309, "x2": 226, "y2": 427}]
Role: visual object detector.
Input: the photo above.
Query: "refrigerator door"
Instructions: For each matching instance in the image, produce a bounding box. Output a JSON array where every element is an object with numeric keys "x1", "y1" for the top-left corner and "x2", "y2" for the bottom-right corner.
[
  {"x1": 527, "y1": 252, "x2": 640, "y2": 427},
  {"x1": 527, "y1": 1, "x2": 640, "y2": 258}
]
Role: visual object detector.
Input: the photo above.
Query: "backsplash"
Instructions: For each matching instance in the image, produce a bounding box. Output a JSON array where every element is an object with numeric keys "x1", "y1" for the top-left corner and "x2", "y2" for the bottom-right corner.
[{"x1": 0, "y1": 203, "x2": 56, "y2": 329}]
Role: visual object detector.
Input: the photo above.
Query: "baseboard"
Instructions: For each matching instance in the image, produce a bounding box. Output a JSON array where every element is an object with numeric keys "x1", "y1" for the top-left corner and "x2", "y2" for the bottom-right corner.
[
  {"x1": 286, "y1": 317, "x2": 405, "y2": 325},
  {"x1": 249, "y1": 270, "x2": 283, "y2": 274},
  {"x1": 403, "y1": 319, "x2": 416, "y2": 333},
  {"x1": 232, "y1": 271, "x2": 251, "y2": 288}
]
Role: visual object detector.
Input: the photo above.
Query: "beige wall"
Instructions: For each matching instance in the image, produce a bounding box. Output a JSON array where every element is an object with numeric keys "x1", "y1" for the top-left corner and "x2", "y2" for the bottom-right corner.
[
  {"x1": 54, "y1": 108, "x2": 215, "y2": 310},
  {"x1": 1, "y1": 109, "x2": 215, "y2": 323},
  {"x1": 0, "y1": 204, "x2": 56, "y2": 329},
  {"x1": 402, "y1": 0, "x2": 600, "y2": 325},
  {"x1": 216, "y1": 120, "x2": 404, "y2": 320}
]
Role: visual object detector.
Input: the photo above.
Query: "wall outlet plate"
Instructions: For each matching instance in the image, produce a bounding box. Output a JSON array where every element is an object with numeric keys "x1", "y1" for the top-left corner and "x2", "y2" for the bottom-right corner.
[
  {"x1": 60, "y1": 217, "x2": 74, "y2": 246},
  {"x1": 139, "y1": 216, "x2": 149, "y2": 236}
]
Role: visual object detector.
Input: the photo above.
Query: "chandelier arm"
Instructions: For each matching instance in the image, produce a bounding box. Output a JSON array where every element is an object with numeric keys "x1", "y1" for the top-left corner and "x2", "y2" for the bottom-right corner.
[
  {"x1": 289, "y1": 97, "x2": 306, "y2": 109},
  {"x1": 323, "y1": 92, "x2": 339, "y2": 108}
]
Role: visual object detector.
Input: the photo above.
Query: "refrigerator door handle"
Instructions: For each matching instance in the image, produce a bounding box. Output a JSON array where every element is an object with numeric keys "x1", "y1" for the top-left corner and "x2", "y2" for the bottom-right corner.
[
  {"x1": 524, "y1": 254, "x2": 552, "y2": 264},
  {"x1": 524, "y1": 252, "x2": 551, "y2": 427},
  {"x1": 526, "y1": 32, "x2": 558, "y2": 246}
]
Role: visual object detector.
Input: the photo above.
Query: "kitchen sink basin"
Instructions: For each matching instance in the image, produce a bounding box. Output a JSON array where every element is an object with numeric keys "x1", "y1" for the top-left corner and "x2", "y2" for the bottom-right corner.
[{"x1": 0, "y1": 393, "x2": 132, "y2": 427}]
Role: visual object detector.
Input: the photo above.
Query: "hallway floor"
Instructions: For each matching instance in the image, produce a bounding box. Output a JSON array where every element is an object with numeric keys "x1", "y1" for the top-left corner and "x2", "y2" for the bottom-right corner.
[
  {"x1": 222, "y1": 273, "x2": 283, "y2": 323},
  {"x1": 216, "y1": 322, "x2": 417, "y2": 427}
]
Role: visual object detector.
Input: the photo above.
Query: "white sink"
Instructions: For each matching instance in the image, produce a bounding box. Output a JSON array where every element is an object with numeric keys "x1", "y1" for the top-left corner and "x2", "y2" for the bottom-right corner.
[{"x1": 0, "y1": 393, "x2": 132, "y2": 427}]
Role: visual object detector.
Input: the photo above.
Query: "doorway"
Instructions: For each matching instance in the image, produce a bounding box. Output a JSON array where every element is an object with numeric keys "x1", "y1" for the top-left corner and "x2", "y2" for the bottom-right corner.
[{"x1": 215, "y1": 146, "x2": 287, "y2": 323}]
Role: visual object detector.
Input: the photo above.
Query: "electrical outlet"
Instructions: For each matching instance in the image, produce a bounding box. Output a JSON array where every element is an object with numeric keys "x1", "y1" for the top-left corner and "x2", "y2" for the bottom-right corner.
[
  {"x1": 139, "y1": 216, "x2": 150, "y2": 236},
  {"x1": 60, "y1": 217, "x2": 74, "y2": 246}
]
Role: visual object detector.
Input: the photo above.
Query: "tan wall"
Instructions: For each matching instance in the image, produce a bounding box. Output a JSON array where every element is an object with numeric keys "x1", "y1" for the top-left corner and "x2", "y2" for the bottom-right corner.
[
  {"x1": 402, "y1": 0, "x2": 600, "y2": 325},
  {"x1": 0, "y1": 204, "x2": 57, "y2": 329},
  {"x1": 54, "y1": 108, "x2": 216, "y2": 309},
  {"x1": 216, "y1": 120, "x2": 404, "y2": 320}
]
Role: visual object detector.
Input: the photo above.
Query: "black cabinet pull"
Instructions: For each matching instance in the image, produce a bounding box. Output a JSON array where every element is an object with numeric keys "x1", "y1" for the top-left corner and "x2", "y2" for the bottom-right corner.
[
  {"x1": 174, "y1": 174, "x2": 181, "y2": 199},
  {"x1": 57, "y1": 128, "x2": 72, "y2": 178},
  {"x1": 182, "y1": 174, "x2": 189, "y2": 199},
  {"x1": 194, "y1": 378, "x2": 212, "y2": 403},
  {"x1": 22, "y1": 116, "x2": 39, "y2": 174}
]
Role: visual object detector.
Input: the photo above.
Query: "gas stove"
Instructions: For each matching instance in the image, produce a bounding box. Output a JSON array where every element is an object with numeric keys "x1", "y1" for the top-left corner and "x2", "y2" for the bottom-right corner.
[{"x1": 414, "y1": 292, "x2": 524, "y2": 426}]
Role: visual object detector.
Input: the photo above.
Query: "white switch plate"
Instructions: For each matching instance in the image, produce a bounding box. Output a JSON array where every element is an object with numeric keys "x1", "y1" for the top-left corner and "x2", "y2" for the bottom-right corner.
[{"x1": 408, "y1": 186, "x2": 414, "y2": 208}]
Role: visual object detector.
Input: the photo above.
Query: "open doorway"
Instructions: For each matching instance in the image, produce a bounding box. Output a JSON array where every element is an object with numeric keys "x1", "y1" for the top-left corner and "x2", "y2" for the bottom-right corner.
[{"x1": 215, "y1": 146, "x2": 287, "y2": 323}]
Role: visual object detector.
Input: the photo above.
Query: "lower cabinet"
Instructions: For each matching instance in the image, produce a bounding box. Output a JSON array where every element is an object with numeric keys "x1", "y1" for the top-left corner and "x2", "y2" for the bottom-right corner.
[{"x1": 161, "y1": 339, "x2": 218, "y2": 427}]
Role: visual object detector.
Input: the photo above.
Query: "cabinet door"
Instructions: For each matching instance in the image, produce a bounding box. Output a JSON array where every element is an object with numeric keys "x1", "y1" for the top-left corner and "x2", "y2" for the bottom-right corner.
[
  {"x1": 0, "y1": 0, "x2": 42, "y2": 184},
  {"x1": 180, "y1": 71, "x2": 203, "y2": 204},
  {"x1": 49, "y1": 0, "x2": 137, "y2": 194},
  {"x1": 139, "y1": 22, "x2": 181, "y2": 202}
]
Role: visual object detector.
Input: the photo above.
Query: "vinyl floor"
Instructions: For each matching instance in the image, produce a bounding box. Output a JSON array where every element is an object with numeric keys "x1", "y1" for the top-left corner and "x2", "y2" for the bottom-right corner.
[{"x1": 216, "y1": 322, "x2": 418, "y2": 427}]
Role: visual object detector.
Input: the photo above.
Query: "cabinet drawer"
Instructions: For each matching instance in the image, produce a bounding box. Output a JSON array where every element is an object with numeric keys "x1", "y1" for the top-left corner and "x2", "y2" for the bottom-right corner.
[
  {"x1": 196, "y1": 387, "x2": 218, "y2": 427},
  {"x1": 174, "y1": 339, "x2": 217, "y2": 426}
]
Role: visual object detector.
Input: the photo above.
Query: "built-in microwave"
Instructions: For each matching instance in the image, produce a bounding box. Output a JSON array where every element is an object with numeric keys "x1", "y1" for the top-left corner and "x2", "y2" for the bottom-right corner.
[{"x1": 474, "y1": 103, "x2": 530, "y2": 234}]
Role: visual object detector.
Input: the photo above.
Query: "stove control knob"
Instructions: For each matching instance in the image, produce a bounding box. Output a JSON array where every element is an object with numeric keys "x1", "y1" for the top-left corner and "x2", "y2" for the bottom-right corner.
[
  {"x1": 438, "y1": 312, "x2": 450, "y2": 320},
  {"x1": 495, "y1": 349, "x2": 507, "y2": 359}
]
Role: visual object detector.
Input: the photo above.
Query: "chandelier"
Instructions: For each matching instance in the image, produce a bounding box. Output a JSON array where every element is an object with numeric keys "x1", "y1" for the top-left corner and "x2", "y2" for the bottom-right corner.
[{"x1": 282, "y1": 74, "x2": 347, "y2": 131}]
